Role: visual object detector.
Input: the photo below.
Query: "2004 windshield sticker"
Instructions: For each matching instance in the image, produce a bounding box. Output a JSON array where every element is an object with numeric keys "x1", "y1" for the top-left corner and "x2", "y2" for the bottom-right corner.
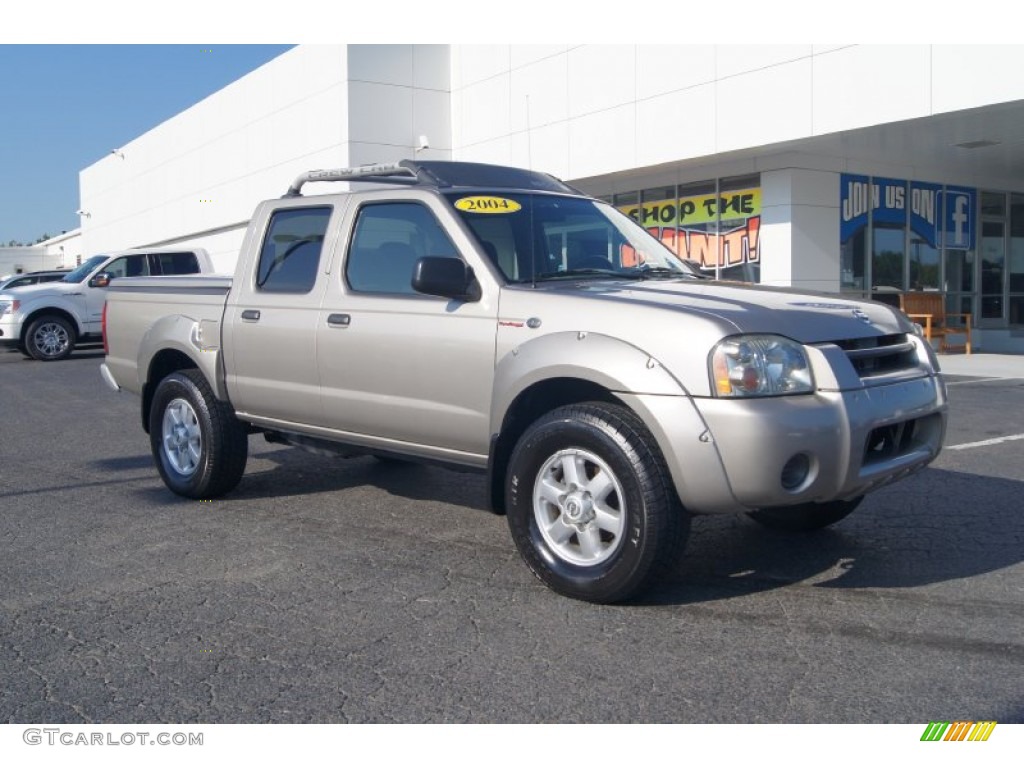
[{"x1": 454, "y1": 196, "x2": 522, "y2": 214}]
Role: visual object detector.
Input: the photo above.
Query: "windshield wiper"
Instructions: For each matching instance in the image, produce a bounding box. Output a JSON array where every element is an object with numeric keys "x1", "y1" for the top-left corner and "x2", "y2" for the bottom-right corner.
[
  {"x1": 533, "y1": 268, "x2": 643, "y2": 281},
  {"x1": 636, "y1": 266, "x2": 708, "y2": 280}
]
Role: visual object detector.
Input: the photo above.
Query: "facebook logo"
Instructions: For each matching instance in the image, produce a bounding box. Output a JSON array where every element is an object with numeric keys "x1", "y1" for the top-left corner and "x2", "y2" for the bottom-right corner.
[{"x1": 942, "y1": 188, "x2": 975, "y2": 250}]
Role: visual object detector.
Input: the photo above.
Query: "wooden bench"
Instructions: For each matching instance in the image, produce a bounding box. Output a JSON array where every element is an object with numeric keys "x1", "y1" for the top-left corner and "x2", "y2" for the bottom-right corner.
[{"x1": 899, "y1": 292, "x2": 972, "y2": 354}]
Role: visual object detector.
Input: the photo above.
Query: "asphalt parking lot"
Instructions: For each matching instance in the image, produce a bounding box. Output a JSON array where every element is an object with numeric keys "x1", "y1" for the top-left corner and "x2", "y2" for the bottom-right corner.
[{"x1": 1, "y1": 347, "x2": 1022, "y2": 723}]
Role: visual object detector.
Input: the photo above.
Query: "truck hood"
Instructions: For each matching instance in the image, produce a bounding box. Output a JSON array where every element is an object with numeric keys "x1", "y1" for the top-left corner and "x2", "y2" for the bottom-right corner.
[
  {"x1": 528, "y1": 278, "x2": 908, "y2": 342},
  {"x1": 0, "y1": 280, "x2": 81, "y2": 302}
]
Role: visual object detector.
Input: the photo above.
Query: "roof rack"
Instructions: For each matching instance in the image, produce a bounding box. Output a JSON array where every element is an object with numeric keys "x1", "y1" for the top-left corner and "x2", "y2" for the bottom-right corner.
[
  {"x1": 283, "y1": 159, "x2": 582, "y2": 197},
  {"x1": 284, "y1": 162, "x2": 420, "y2": 197}
]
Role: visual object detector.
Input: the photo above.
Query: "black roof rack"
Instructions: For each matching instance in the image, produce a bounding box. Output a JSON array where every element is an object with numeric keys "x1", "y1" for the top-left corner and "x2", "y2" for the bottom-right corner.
[{"x1": 284, "y1": 159, "x2": 583, "y2": 197}]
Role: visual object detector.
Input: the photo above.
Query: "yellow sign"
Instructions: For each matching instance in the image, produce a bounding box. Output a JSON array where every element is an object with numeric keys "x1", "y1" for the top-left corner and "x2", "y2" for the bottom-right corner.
[
  {"x1": 454, "y1": 196, "x2": 522, "y2": 214},
  {"x1": 620, "y1": 187, "x2": 761, "y2": 227}
]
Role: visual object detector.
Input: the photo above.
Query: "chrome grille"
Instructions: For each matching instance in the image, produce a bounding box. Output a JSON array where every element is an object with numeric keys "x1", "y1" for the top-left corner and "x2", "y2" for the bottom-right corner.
[{"x1": 832, "y1": 333, "x2": 920, "y2": 378}]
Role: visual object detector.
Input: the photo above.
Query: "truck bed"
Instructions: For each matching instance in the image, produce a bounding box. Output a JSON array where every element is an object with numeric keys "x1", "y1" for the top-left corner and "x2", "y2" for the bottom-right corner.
[{"x1": 103, "y1": 275, "x2": 233, "y2": 397}]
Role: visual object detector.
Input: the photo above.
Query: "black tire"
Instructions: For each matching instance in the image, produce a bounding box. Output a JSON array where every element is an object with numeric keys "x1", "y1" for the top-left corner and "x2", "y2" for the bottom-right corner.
[
  {"x1": 25, "y1": 315, "x2": 76, "y2": 361},
  {"x1": 16, "y1": 342, "x2": 31, "y2": 358},
  {"x1": 149, "y1": 369, "x2": 248, "y2": 499},
  {"x1": 505, "y1": 401, "x2": 689, "y2": 603},
  {"x1": 746, "y1": 496, "x2": 863, "y2": 532}
]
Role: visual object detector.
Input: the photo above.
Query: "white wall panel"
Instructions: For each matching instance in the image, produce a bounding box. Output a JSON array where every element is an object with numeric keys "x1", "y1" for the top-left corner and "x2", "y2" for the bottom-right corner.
[
  {"x1": 458, "y1": 74, "x2": 511, "y2": 148},
  {"x1": 716, "y1": 45, "x2": 812, "y2": 79},
  {"x1": 413, "y1": 45, "x2": 451, "y2": 91},
  {"x1": 637, "y1": 45, "x2": 715, "y2": 100},
  {"x1": 716, "y1": 58, "x2": 812, "y2": 153},
  {"x1": 348, "y1": 81, "x2": 414, "y2": 147},
  {"x1": 567, "y1": 45, "x2": 636, "y2": 118},
  {"x1": 510, "y1": 45, "x2": 570, "y2": 69},
  {"x1": 636, "y1": 84, "x2": 716, "y2": 168},
  {"x1": 932, "y1": 45, "x2": 1024, "y2": 114},
  {"x1": 455, "y1": 135, "x2": 513, "y2": 167},
  {"x1": 568, "y1": 104, "x2": 636, "y2": 178},
  {"x1": 413, "y1": 89, "x2": 452, "y2": 151},
  {"x1": 456, "y1": 45, "x2": 510, "y2": 88},
  {"x1": 349, "y1": 44, "x2": 413, "y2": 86},
  {"x1": 510, "y1": 122, "x2": 570, "y2": 179},
  {"x1": 510, "y1": 54, "x2": 568, "y2": 132},
  {"x1": 812, "y1": 45, "x2": 931, "y2": 135}
]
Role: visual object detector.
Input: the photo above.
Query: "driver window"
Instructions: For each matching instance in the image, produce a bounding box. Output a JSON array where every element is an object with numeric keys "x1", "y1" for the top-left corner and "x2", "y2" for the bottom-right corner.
[
  {"x1": 346, "y1": 202, "x2": 459, "y2": 295},
  {"x1": 105, "y1": 255, "x2": 150, "y2": 278}
]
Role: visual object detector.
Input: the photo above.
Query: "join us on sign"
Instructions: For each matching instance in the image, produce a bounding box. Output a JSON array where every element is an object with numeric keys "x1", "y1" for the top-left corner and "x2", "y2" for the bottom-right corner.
[{"x1": 841, "y1": 179, "x2": 938, "y2": 225}]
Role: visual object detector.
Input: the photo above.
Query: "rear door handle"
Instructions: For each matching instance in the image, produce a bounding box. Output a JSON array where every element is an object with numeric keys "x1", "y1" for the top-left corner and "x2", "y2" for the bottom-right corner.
[
  {"x1": 327, "y1": 313, "x2": 351, "y2": 328},
  {"x1": 241, "y1": 309, "x2": 261, "y2": 321}
]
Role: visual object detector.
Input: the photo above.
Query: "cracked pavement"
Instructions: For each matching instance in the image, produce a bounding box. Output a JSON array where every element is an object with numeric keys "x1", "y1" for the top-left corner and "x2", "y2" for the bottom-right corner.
[{"x1": 1, "y1": 349, "x2": 1022, "y2": 723}]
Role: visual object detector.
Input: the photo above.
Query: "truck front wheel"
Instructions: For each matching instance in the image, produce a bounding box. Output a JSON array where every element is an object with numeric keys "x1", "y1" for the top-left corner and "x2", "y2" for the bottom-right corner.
[
  {"x1": 149, "y1": 369, "x2": 248, "y2": 499},
  {"x1": 505, "y1": 402, "x2": 689, "y2": 603},
  {"x1": 25, "y1": 315, "x2": 76, "y2": 361},
  {"x1": 746, "y1": 497, "x2": 863, "y2": 532}
]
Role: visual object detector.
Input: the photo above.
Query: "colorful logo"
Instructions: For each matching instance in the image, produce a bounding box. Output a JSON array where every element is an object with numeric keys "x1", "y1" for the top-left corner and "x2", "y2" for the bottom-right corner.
[{"x1": 920, "y1": 721, "x2": 997, "y2": 742}]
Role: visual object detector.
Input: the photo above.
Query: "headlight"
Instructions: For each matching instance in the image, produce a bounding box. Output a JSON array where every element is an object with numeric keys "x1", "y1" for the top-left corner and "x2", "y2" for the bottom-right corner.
[
  {"x1": 710, "y1": 334, "x2": 814, "y2": 397},
  {"x1": 0, "y1": 299, "x2": 18, "y2": 318}
]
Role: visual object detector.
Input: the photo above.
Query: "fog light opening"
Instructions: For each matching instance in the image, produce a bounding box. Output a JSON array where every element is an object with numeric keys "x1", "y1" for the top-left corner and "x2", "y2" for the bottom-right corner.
[{"x1": 781, "y1": 453, "x2": 811, "y2": 491}]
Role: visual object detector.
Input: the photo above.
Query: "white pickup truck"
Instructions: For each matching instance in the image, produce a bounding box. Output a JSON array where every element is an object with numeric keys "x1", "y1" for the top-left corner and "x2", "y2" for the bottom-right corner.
[
  {"x1": 0, "y1": 248, "x2": 212, "y2": 360},
  {"x1": 100, "y1": 161, "x2": 948, "y2": 603}
]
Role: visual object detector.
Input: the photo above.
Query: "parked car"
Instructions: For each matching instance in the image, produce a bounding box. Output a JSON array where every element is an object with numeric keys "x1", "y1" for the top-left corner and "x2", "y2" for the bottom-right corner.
[
  {"x1": 0, "y1": 270, "x2": 70, "y2": 291},
  {"x1": 0, "y1": 249, "x2": 213, "y2": 361},
  {"x1": 100, "y1": 160, "x2": 948, "y2": 603}
]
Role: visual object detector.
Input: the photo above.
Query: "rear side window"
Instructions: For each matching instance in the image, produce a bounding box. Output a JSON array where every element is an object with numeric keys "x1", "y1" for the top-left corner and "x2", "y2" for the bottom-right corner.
[
  {"x1": 153, "y1": 252, "x2": 200, "y2": 275},
  {"x1": 346, "y1": 202, "x2": 459, "y2": 295},
  {"x1": 256, "y1": 207, "x2": 332, "y2": 293}
]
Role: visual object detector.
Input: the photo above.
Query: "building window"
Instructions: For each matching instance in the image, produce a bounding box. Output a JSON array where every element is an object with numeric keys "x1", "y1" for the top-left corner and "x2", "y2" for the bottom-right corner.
[{"x1": 609, "y1": 175, "x2": 761, "y2": 283}]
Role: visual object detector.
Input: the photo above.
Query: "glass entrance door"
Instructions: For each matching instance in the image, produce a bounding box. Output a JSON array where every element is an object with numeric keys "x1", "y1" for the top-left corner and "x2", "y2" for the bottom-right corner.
[
  {"x1": 1010, "y1": 194, "x2": 1024, "y2": 326},
  {"x1": 980, "y1": 219, "x2": 1006, "y2": 325}
]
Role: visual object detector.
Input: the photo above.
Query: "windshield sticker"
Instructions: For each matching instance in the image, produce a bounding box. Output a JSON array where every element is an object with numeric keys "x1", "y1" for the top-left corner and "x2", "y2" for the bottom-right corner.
[{"x1": 455, "y1": 196, "x2": 522, "y2": 214}]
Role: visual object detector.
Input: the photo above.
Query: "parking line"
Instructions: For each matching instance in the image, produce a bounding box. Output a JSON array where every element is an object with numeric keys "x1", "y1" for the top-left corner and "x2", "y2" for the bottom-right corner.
[
  {"x1": 945, "y1": 376, "x2": 1021, "y2": 386},
  {"x1": 946, "y1": 433, "x2": 1024, "y2": 451}
]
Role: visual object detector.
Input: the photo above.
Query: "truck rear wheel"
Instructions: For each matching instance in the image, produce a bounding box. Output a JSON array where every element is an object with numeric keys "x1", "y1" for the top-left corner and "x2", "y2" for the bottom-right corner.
[
  {"x1": 746, "y1": 497, "x2": 863, "y2": 532},
  {"x1": 25, "y1": 315, "x2": 76, "y2": 361},
  {"x1": 149, "y1": 369, "x2": 248, "y2": 499},
  {"x1": 505, "y1": 402, "x2": 689, "y2": 603}
]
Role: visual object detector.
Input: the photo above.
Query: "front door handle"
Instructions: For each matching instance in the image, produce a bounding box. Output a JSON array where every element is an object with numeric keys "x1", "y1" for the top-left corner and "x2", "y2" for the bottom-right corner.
[
  {"x1": 327, "y1": 313, "x2": 351, "y2": 328},
  {"x1": 241, "y1": 309, "x2": 261, "y2": 322}
]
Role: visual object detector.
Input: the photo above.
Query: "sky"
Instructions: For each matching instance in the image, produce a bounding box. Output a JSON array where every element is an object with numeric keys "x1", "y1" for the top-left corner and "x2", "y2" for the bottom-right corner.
[{"x1": 0, "y1": 45, "x2": 293, "y2": 245}]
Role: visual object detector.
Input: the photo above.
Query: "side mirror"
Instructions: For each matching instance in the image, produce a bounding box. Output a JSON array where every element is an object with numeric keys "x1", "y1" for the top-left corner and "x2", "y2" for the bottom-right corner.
[
  {"x1": 412, "y1": 257, "x2": 480, "y2": 302},
  {"x1": 89, "y1": 272, "x2": 112, "y2": 288}
]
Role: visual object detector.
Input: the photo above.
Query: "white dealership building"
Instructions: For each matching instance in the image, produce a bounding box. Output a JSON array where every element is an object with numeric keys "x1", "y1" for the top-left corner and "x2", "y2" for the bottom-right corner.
[{"x1": 78, "y1": 44, "x2": 1024, "y2": 351}]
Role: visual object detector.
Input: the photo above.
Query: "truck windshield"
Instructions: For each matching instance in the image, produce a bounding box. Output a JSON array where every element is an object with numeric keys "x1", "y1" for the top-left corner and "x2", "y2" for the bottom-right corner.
[
  {"x1": 62, "y1": 255, "x2": 108, "y2": 283},
  {"x1": 444, "y1": 192, "x2": 700, "y2": 283}
]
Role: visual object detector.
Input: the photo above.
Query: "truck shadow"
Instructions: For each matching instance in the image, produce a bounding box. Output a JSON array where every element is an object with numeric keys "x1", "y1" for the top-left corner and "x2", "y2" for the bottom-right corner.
[
  {"x1": 128, "y1": 444, "x2": 492, "y2": 513},
  {"x1": 120, "y1": 450, "x2": 1022, "y2": 602},
  {"x1": 641, "y1": 467, "x2": 1024, "y2": 605}
]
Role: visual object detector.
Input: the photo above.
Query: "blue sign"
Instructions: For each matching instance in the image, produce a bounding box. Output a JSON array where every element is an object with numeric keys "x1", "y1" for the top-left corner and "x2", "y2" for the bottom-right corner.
[
  {"x1": 942, "y1": 187, "x2": 975, "y2": 250},
  {"x1": 872, "y1": 178, "x2": 907, "y2": 226},
  {"x1": 910, "y1": 181, "x2": 942, "y2": 248},
  {"x1": 840, "y1": 174, "x2": 870, "y2": 243}
]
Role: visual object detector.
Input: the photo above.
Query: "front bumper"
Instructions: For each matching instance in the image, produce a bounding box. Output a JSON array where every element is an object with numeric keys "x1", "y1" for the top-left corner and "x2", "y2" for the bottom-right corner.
[
  {"x1": 622, "y1": 373, "x2": 947, "y2": 515},
  {"x1": 0, "y1": 318, "x2": 21, "y2": 347}
]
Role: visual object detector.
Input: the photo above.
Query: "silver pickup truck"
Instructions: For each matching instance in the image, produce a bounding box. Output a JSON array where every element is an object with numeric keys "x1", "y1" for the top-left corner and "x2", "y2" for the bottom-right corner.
[{"x1": 100, "y1": 160, "x2": 948, "y2": 603}]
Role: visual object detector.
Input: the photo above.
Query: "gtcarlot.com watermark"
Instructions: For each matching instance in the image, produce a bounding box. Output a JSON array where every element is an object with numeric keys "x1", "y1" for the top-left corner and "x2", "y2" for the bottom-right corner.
[{"x1": 23, "y1": 728, "x2": 203, "y2": 747}]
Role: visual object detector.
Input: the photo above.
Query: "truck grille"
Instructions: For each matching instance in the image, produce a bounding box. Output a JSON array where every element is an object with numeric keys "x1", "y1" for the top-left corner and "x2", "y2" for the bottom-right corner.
[{"x1": 832, "y1": 333, "x2": 920, "y2": 379}]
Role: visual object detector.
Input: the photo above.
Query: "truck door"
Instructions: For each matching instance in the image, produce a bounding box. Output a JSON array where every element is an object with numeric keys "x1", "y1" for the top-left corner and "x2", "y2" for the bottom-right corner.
[
  {"x1": 84, "y1": 253, "x2": 150, "y2": 334},
  {"x1": 316, "y1": 196, "x2": 498, "y2": 460},
  {"x1": 224, "y1": 204, "x2": 338, "y2": 427}
]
